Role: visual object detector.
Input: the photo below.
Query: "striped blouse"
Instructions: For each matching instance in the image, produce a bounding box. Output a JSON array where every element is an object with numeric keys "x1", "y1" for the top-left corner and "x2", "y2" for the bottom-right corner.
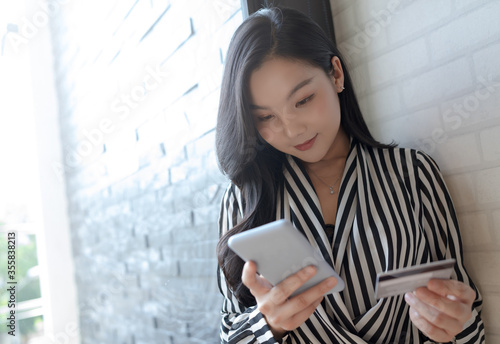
[{"x1": 217, "y1": 139, "x2": 485, "y2": 343}]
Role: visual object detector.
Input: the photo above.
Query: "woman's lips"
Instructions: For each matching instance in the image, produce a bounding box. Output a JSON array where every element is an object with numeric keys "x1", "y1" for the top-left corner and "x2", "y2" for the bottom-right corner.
[{"x1": 294, "y1": 134, "x2": 317, "y2": 151}]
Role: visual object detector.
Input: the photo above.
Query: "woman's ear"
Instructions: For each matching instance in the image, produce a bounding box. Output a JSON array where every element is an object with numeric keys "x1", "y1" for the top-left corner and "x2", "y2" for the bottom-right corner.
[{"x1": 330, "y1": 56, "x2": 345, "y2": 93}]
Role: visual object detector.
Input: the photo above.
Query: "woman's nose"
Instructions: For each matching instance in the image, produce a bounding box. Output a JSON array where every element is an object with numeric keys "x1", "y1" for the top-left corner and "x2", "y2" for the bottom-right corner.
[{"x1": 281, "y1": 114, "x2": 306, "y2": 138}]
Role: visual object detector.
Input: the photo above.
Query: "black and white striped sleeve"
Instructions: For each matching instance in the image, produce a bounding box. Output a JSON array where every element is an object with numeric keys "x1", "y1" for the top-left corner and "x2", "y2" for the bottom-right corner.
[
  {"x1": 416, "y1": 151, "x2": 486, "y2": 343},
  {"x1": 217, "y1": 183, "x2": 283, "y2": 344}
]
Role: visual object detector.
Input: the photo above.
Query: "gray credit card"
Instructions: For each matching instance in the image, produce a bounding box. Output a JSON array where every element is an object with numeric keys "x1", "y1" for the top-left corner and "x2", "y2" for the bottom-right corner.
[{"x1": 375, "y1": 259, "x2": 456, "y2": 299}]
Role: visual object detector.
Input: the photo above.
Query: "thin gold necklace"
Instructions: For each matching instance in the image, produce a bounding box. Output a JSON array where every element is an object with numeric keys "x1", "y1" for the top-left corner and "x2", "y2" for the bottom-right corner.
[{"x1": 308, "y1": 169, "x2": 342, "y2": 195}]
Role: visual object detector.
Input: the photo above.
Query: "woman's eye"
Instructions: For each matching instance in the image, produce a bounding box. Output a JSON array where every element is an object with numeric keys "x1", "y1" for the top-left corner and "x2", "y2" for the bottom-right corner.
[
  {"x1": 296, "y1": 94, "x2": 314, "y2": 107},
  {"x1": 257, "y1": 114, "x2": 274, "y2": 121}
]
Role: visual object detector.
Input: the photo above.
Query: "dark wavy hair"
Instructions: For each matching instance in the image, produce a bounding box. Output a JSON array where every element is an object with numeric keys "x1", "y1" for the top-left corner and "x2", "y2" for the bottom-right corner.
[{"x1": 215, "y1": 7, "x2": 395, "y2": 307}]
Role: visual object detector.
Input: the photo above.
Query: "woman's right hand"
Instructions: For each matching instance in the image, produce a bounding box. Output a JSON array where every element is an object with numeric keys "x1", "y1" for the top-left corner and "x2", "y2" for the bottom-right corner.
[{"x1": 241, "y1": 260, "x2": 338, "y2": 340}]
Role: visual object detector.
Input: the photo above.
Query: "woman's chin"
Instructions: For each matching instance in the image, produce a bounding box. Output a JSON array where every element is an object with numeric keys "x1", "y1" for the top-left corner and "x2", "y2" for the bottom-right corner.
[{"x1": 293, "y1": 151, "x2": 327, "y2": 164}]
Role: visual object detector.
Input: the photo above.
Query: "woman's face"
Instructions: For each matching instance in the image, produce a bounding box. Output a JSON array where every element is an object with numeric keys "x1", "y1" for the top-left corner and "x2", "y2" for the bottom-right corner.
[{"x1": 248, "y1": 56, "x2": 345, "y2": 163}]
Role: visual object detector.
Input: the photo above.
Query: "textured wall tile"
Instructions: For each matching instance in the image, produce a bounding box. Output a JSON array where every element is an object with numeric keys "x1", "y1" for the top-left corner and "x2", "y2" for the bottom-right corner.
[
  {"x1": 476, "y1": 166, "x2": 500, "y2": 204},
  {"x1": 458, "y1": 211, "x2": 495, "y2": 250},
  {"x1": 473, "y1": 40, "x2": 500, "y2": 81},
  {"x1": 442, "y1": 173, "x2": 476, "y2": 209},
  {"x1": 480, "y1": 125, "x2": 500, "y2": 162},
  {"x1": 402, "y1": 58, "x2": 474, "y2": 109},
  {"x1": 359, "y1": 84, "x2": 402, "y2": 123},
  {"x1": 463, "y1": 251, "x2": 500, "y2": 287},
  {"x1": 432, "y1": 133, "x2": 481, "y2": 172},
  {"x1": 429, "y1": 2, "x2": 500, "y2": 62},
  {"x1": 387, "y1": 0, "x2": 452, "y2": 44},
  {"x1": 51, "y1": 0, "x2": 234, "y2": 342},
  {"x1": 368, "y1": 38, "x2": 428, "y2": 87}
]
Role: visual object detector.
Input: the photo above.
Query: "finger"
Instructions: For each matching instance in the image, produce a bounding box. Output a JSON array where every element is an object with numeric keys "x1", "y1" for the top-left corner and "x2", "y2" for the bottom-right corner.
[
  {"x1": 270, "y1": 265, "x2": 318, "y2": 304},
  {"x1": 279, "y1": 277, "x2": 336, "y2": 316},
  {"x1": 408, "y1": 307, "x2": 456, "y2": 343},
  {"x1": 413, "y1": 286, "x2": 468, "y2": 320},
  {"x1": 242, "y1": 261, "x2": 272, "y2": 296},
  {"x1": 281, "y1": 296, "x2": 323, "y2": 331},
  {"x1": 258, "y1": 274, "x2": 274, "y2": 289},
  {"x1": 427, "y1": 279, "x2": 476, "y2": 304},
  {"x1": 405, "y1": 292, "x2": 463, "y2": 335}
]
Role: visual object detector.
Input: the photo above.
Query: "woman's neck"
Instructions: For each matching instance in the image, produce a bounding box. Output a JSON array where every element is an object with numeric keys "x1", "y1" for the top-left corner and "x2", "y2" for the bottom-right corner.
[{"x1": 303, "y1": 126, "x2": 350, "y2": 177}]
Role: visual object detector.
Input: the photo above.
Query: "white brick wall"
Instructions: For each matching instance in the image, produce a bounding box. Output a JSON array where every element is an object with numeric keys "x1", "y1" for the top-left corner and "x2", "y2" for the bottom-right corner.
[
  {"x1": 457, "y1": 211, "x2": 493, "y2": 249},
  {"x1": 368, "y1": 38, "x2": 428, "y2": 87},
  {"x1": 333, "y1": 0, "x2": 500, "y2": 338},
  {"x1": 477, "y1": 167, "x2": 500, "y2": 204},
  {"x1": 50, "y1": 0, "x2": 241, "y2": 343},
  {"x1": 402, "y1": 57, "x2": 474, "y2": 110},
  {"x1": 428, "y1": 2, "x2": 500, "y2": 63},
  {"x1": 446, "y1": 172, "x2": 476, "y2": 208},
  {"x1": 480, "y1": 125, "x2": 500, "y2": 162},
  {"x1": 359, "y1": 84, "x2": 401, "y2": 120},
  {"x1": 387, "y1": 0, "x2": 452, "y2": 45}
]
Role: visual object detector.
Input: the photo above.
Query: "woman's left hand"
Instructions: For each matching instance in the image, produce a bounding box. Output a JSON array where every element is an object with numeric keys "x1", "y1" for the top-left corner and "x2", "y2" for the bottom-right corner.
[{"x1": 404, "y1": 279, "x2": 476, "y2": 342}]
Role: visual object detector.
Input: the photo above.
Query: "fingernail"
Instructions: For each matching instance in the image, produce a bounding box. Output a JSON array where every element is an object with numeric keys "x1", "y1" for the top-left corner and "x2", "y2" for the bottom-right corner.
[
  {"x1": 305, "y1": 266, "x2": 316, "y2": 276},
  {"x1": 405, "y1": 292, "x2": 415, "y2": 305}
]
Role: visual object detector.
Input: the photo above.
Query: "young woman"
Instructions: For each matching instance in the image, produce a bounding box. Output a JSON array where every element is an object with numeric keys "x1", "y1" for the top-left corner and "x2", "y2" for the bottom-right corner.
[{"x1": 215, "y1": 7, "x2": 484, "y2": 344}]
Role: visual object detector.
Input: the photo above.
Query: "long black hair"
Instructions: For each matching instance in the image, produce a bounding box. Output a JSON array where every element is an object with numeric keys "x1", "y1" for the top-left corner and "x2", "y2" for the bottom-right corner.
[{"x1": 215, "y1": 7, "x2": 395, "y2": 307}]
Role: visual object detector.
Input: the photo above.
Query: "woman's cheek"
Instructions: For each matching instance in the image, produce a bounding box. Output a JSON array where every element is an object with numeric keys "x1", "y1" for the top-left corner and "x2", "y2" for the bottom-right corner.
[
  {"x1": 257, "y1": 118, "x2": 283, "y2": 144},
  {"x1": 259, "y1": 125, "x2": 278, "y2": 143},
  {"x1": 316, "y1": 98, "x2": 329, "y2": 118}
]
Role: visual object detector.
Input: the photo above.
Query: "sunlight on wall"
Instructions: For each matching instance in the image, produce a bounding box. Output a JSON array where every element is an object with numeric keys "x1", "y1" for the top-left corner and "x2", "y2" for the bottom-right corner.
[
  {"x1": 0, "y1": 1, "x2": 47, "y2": 343},
  {"x1": 0, "y1": 1, "x2": 40, "y2": 225}
]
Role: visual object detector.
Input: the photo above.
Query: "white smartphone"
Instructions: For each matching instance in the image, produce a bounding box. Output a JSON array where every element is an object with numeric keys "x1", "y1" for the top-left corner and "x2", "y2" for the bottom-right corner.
[{"x1": 228, "y1": 219, "x2": 345, "y2": 297}]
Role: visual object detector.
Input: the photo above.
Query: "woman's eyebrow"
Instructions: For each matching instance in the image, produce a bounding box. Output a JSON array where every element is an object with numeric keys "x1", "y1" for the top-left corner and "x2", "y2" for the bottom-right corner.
[
  {"x1": 250, "y1": 76, "x2": 315, "y2": 110},
  {"x1": 286, "y1": 76, "x2": 314, "y2": 101}
]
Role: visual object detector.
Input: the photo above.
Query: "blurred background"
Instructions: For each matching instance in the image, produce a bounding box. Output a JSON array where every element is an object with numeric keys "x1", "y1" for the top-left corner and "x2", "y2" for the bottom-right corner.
[{"x1": 0, "y1": 0, "x2": 499, "y2": 343}]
